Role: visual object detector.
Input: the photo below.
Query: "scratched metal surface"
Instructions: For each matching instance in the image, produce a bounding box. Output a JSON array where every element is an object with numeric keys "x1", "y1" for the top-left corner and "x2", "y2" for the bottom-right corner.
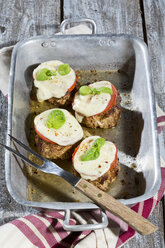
[
  {"x1": 27, "y1": 69, "x2": 143, "y2": 204},
  {"x1": 6, "y1": 33, "x2": 160, "y2": 209}
]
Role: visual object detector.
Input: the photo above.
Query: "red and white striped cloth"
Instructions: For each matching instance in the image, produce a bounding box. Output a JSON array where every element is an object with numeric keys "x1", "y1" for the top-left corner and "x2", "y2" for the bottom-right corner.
[
  {"x1": 0, "y1": 168, "x2": 164, "y2": 248},
  {"x1": 0, "y1": 25, "x2": 165, "y2": 248}
]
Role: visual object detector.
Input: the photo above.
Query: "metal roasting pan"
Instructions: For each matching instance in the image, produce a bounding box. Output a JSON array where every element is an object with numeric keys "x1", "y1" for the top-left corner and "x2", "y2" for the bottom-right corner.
[{"x1": 5, "y1": 19, "x2": 161, "y2": 231}]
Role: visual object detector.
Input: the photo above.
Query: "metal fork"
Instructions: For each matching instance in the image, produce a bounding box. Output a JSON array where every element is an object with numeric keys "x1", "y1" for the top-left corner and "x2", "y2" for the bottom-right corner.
[{"x1": 1, "y1": 134, "x2": 157, "y2": 235}]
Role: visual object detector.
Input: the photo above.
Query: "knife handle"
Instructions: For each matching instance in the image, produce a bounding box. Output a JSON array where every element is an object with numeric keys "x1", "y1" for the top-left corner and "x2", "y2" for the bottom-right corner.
[{"x1": 75, "y1": 178, "x2": 157, "y2": 235}]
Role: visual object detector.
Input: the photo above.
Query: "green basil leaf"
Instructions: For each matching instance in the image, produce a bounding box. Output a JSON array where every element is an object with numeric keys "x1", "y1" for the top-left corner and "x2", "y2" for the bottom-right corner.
[
  {"x1": 79, "y1": 85, "x2": 112, "y2": 96},
  {"x1": 36, "y1": 68, "x2": 56, "y2": 81},
  {"x1": 79, "y1": 86, "x2": 92, "y2": 95},
  {"x1": 81, "y1": 146, "x2": 100, "y2": 161},
  {"x1": 91, "y1": 88, "x2": 99, "y2": 94},
  {"x1": 58, "y1": 64, "x2": 71, "y2": 76},
  {"x1": 81, "y1": 138, "x2": 105, "y2": 161},
  {"x1": 46, "y1": 70, "x2": 57, "y2": 77},
  {"x1": 97, "y1": 87, "x2": 113, "y2": 95},
  {"x1": 93, "y1": 137, "x2": 105, "y2": 149},
  {"x1": 46, "y1": 110, "x2": 66, "y2": 129}
]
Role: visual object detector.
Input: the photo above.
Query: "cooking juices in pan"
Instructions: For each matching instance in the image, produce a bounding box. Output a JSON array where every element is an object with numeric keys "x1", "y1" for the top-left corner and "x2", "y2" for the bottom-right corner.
[{"x1": 25, "y1": 68, "x2": 145, "y2": 203}]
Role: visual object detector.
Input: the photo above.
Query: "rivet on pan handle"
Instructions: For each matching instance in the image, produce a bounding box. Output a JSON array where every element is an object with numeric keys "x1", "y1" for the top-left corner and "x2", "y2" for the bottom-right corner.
[
  {"x1": 63, "y1": 209, "x2": 108, "y2": 232},
  {"x1": 60, "y1": 18, "x2": 97, "y2": 35}
]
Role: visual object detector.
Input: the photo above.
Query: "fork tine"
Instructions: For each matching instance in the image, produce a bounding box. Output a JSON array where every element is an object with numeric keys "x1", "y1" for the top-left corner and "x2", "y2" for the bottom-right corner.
[
  {"x1": 8, "y1": 134, "x2": 47, "y2": 162},
  {"x1": 0, "y1": 142, "x2": 42, "y2": 170}
]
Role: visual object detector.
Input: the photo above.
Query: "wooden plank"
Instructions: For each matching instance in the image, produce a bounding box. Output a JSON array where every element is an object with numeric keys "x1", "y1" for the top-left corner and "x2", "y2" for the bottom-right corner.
[
  {"x1": 142, "y1": 0, "x2": 165, "y2": 109},
  {"x1": 63, "y1": 0, "x2": 143, "y2": 37},
  {"x1": 143, "y1": 0, "x2": 165, "y2": 245},
  {"x1": 142, "y1": 0, "x2": 165, "y2": 171},
  {"x1": 63, "y1": 0, "x2": 165, "y2": 247},
  {"x1": 0, "y1": 1, "x2": 164, "y2": 247},
  {"x1": 0, "y1": 0, "x2": 61, "y2": 48}
]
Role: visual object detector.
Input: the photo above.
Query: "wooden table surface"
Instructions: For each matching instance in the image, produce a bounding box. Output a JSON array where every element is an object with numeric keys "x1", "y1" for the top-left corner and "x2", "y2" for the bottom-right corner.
[{"x1": 0, "y1": 0, "x2": 164, "y2": 247}]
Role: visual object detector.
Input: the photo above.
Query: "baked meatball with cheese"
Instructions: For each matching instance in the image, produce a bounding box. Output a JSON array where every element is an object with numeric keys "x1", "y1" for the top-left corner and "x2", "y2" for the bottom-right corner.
[
  {"x1": 72, "y1": 81, "x2": 121, "y2": 128},
  {"x1": 34, "y1": 109, "x2": 83, "y2": 160},
  {"x1": 33, "y1": 60, "x2": 77, "y2": 106},
  {"x1": 72, "y1": 136, "x2": 120, "y2": 191}
]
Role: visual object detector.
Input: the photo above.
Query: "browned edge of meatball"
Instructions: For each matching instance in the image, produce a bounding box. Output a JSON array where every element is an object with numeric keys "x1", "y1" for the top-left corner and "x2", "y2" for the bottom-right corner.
[
  {"x1": 48, "y1": 81, "x2": 80, "y2": 106},
  {"x1": 75, "y1": 93, "x2": 121, "y2": 129},
  {"x1": 73, "y1": 161, "x2": 120, "y2": 192},
  {"x1": 35, "y1": 134, "x2": 75, "y2": 160}
]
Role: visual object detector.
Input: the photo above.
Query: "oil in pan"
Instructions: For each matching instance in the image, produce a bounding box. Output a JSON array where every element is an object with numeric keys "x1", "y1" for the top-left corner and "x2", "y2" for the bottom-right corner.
[{"x1": 27, "y1": 69, "x2": 145, "y2": 203}]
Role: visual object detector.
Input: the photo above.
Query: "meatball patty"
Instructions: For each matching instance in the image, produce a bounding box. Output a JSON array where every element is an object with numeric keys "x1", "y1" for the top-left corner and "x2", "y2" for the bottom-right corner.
[
  {"x1": 73, "y1": 161, "x2": 120, "y2": 191},
  {"x1": 79, "y1": 93, "x2": 121, "y2": 129},
  {"x1": 35, "y1": 134, "x2": 74, "y2": 160}
]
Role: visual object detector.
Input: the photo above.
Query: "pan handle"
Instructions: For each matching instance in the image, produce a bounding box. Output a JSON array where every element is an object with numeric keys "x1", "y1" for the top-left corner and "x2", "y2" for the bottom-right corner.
[
  {"x1": 63, "y1": 209, "x2": 108, "y2": 231},
  {"x1": 60, "y1": 18, "x2": 97, "y2": 34}
]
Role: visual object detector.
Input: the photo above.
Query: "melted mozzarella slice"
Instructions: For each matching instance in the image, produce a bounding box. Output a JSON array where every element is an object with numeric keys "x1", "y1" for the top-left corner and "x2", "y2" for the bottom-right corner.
[
  {"x1": 34, "y1": 109, "x2": 83, "y2": 146},
  {"x1": 73, "y1": 81, "x2": 112, "y2": 117},
  {"x1": 33, "y1": 60, "x2": 76, "y2": 102},
  {"x1": 73, "y1": 136, "x2": 117, "y2": 181}
]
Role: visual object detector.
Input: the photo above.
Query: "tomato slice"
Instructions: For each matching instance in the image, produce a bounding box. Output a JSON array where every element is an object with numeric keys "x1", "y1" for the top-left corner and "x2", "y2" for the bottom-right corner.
[
  {"x1": 72, "y1": 143, "x2": 118, "y2": 171},
  {"x1": 68, "y1": 79, "x2": 76, "y2": 92},
  {"x1": 34, "y1": 125, "x2": 56, "y2": 144},
  {"x1": 68, "y1": 73, "x2": 77, "y2": 92},
  {"x1": 109, "y1": 148, "x2": 118, "y2": 170},
  {"x1": 72, "y1": 144, "x2": 80, "y2": 162},
  {"x1": 95, "y1": 84, "x2": 117, "y2": 116}
]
